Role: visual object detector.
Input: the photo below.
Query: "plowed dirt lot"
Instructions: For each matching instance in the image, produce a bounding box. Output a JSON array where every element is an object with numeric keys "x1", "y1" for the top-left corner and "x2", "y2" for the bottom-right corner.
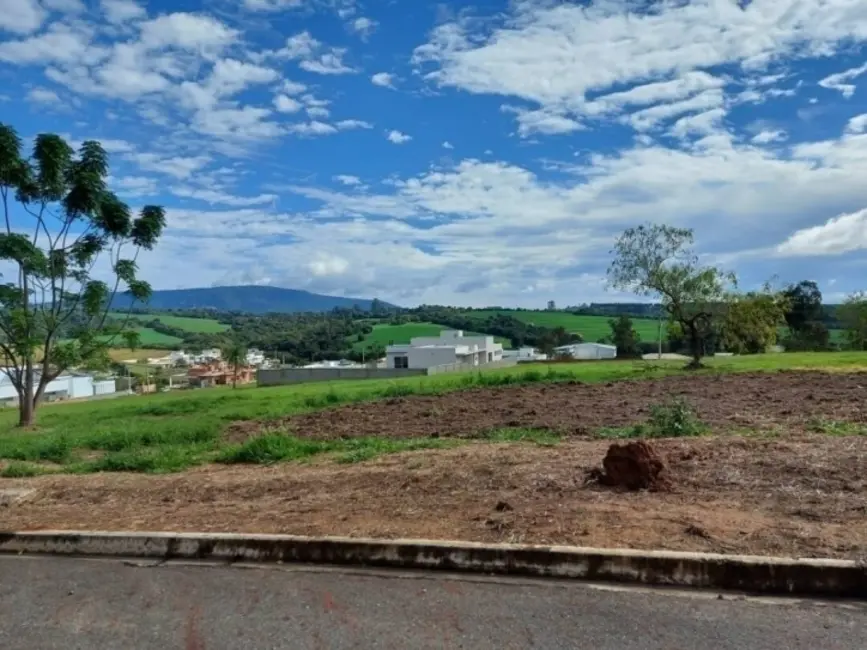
[
  {"x1": 4, "y1": 370, "x2": 867, "y2": 559},
  {"x1": 229, "y1": 371, "x2": 867, "y2": 441},
  {"x1": 4, "y1": 435, "x2": 867, "y2": 558}
]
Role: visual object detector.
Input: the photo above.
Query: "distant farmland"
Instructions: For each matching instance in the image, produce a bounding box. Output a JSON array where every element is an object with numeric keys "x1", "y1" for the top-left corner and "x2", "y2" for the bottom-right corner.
[
  {"x1": 467, "y1": 310, "x2": 662, "y2": 342},
  {"x1": 108, "y1": 312, "x2": 230, "y2": 334},
  {"x1": 353, "y1": 322, "x2": 511, "y2": 351}
]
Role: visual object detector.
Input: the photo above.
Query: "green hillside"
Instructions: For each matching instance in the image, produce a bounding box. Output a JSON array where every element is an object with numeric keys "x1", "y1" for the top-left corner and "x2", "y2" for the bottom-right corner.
[
  {"x1": 353, "y1": 322, "x2": 511, "y2": 351},
  {"x1": 467, "y1": 310, "x2": 662, "y2": 342},
  {"x1": 98, "y1": 327, "x2": 184, "y2": 347},
  {"x1": 108, "y1": 312, "x2": 230, "y2": 333}
]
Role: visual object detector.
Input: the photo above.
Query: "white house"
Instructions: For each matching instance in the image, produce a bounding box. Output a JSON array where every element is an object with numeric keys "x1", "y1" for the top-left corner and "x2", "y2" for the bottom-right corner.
[
  {"x1": 554, "y1": 342, "x2": 617, "y2": 360},
  {"x1": 246, "y1": 348, "x2": 265, "y2": 366},
  {"x1": 503, "y1": 346, "x2": 548, "y2": 362},
  {"x1": 0, "y1": 370, "x2": 116, "y2": 406},
  {"x1": 386, "y1": 330, "x2": 503, "y2": 370}
]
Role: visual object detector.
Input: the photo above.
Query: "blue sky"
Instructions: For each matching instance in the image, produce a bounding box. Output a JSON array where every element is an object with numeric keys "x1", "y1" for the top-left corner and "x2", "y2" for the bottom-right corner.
[{"x1": 1, "y1": 0, "x2": 867, "y2": 307}]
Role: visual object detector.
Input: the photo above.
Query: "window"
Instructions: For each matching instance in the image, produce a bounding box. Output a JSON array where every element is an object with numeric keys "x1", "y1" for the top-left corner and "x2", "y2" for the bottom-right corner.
[{"x1": 394, "y1": 356, "x2": 409, "y2": 369}]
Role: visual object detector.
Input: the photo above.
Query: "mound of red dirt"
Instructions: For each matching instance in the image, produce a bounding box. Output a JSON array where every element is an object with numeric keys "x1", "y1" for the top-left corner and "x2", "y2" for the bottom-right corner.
[{"x1": 589, "y1": 440, "x2": 672, "y2": 491}]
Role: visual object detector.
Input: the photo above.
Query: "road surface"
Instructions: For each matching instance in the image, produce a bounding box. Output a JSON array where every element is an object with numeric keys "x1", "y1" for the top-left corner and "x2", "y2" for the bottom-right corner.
[{"x1": 0, "y1": 555, "x2": 865, "y2": 649}]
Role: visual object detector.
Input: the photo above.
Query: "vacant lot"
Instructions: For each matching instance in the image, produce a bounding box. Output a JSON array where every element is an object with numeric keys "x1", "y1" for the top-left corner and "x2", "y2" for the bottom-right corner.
[
  {"x1": 2, "y1": 352, "x2": 866, "y2": 557},
  {"x1": 469, "y1": 310, "x2": 662, "y2": 341}
]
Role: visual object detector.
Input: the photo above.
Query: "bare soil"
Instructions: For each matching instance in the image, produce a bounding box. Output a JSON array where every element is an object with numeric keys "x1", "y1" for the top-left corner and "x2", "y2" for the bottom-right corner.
[
  {"x1": 4, "y1": 371, "x2": 867, "y2": 559},
  {"x1": 228, "y1": 371, "x2": 867, "y2": 442},
  {"x1": 3, "y1": 435, "x2": 867, "y2": 559}
]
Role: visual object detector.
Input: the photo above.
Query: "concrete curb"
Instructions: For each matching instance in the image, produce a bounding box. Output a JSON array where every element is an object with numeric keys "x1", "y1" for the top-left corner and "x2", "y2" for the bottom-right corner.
[{"x1": 0, "y1": 531, "x2": 864, "y2": 598}]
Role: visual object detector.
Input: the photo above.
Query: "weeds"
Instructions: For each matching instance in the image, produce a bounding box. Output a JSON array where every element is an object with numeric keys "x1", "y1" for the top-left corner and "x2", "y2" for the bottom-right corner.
[
  {"x1": 594, "y1": 397, "x2": 707, "y2": 440},
  {"x1": 807, "y1": 418, "x2": 867, "y2": 436},
  {"x1": 485, "y1": 428, "x2": 562, "y2": 446},
  {"x1": 1, "y1": 461, "x2": 49, "y2": 478}
]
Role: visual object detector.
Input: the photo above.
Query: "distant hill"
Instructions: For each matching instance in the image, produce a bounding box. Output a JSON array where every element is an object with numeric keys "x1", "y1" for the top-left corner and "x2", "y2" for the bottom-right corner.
[{"x1": 111, "y1": 285, "x2": 392, "y2": 315}]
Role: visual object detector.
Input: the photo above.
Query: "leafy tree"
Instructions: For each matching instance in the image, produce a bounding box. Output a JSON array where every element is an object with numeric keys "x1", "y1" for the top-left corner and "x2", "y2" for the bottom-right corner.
[
  {"x1": 0, "y1": 124, "x2": 165, "y2": 426},
  {"x1": 222, "y1": 339, "x2": 248, "y2": 389},
  {"x1": 608, "y1": 314, "x2": 641, "y2": 358},
  {"x1": 719, "y1": 288, "x2": 789, "y2": 354},
  {"x1": 837, "y1": 292, "x2": 867, "y2": 351},
  {"x1": 781, "y1": 280, "x2": 829, "y2": 350},
  {"x1": 608, "y1": 223, "x2": 735, "y2": 369}
]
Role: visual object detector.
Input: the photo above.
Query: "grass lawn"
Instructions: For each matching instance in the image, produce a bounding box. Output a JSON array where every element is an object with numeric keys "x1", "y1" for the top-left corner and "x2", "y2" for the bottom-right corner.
[
  {"x1": 0, "y1": 351, "x2": 864, "y2": 477},
  {"x1": 100, "y1": 327, "x2": 183, "y2": 347},
  {"x1": 468, "y1": 310, "x2": 662, "y2": 342},
  {"x1": 109, "y1": 312, "x2": 230, "y2": 334},
  {"x1": 352, "y1": 322, "x2": 511, "y2": 350}
]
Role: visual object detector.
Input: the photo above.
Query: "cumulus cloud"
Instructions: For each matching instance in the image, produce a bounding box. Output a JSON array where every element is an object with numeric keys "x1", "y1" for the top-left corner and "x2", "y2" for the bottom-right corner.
[
  {"x1": 0, "y1": 0, "x2": 45, "y2": 34},
  {"x1": 386, "y1": 130, "x2": 412, "y2": 144},
  {"x1": 777, "y1": 208, "x2": 867, "y2": 256},
  {"x1": 350, "y1": 17, "x2": 377, "y2": 39},
  {"x1": 751, "y1": 129, "x2": 788, "y2": 144},
  {"x1": 26, "y1": 87, "x2": 61, "y2": 104},
  {"x1": 272, "y1": 31, "x2": 355, "y2": 74},
  {"x1": 847, "y1": 114, "x2": 867, "y2": 134},
  {"x1": 819, "y1": 63, "x2": 867, "y2": 98},
  {"x1": 101, "y1": 0, "x2": 146, "y2": 24},
  {"x1": 371, "y1": 72, "x2": 395, "y2": 88}
]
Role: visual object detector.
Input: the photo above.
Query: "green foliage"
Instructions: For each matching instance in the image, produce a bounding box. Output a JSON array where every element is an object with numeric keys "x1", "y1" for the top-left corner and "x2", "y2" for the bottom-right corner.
[
  {"x1": 608, "y1": 223, "x2": 736, "y2": 367},
  {"x1": 0, "y1": 123, "x2": 166, "y2": 426},
  {"x1": 1, "y1": 461, "x2": 49, "y2": 478},
  {"x1": 484, "y1": 428, "x2": 562, "y2": 446},
  {"x1": 720, "y1": 288, "x2": 789, "y2": 354},
  {"x1": 807, "y1": 418, "x2": 867, "y2": 436},
  {"x1": 595, "y1": 397, "x2": 706, "y2": 439},
  {"x1": 837, "y1": 292, "x2": 867, "y2": 351},
  {"x1": 782, "y1": 281, "x2": 831, "y2": 351},
  {"x1": 608, "y1": 315, "x2": 641, "y2": 357}
]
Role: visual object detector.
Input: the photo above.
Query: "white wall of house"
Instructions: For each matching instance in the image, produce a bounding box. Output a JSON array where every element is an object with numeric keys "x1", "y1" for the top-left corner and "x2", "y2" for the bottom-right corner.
[
  {"x1": 386, "y1": 330, "x2": 503, "y2": 370},
  {"x1": 0, "y1": 372, "x2": 108, "y2": 405}
]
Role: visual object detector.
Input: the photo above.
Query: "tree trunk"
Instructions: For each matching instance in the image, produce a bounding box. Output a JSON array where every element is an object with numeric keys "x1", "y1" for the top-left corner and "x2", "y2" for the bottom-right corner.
[
  {"x1": 232, "y1": 362, "x2": 238, "y2": 389},
  {"x1": 18, "y1": 362, "x2": 35, "y2": 427},
  {"x1": 685, "y1": 322, "x2": 704, "y2": 370}
]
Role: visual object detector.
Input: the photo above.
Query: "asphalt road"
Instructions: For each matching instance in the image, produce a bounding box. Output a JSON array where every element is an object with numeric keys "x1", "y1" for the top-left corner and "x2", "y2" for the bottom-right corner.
[{"x1": 0, "y1": 556, "x2": 865, "y2": 649}]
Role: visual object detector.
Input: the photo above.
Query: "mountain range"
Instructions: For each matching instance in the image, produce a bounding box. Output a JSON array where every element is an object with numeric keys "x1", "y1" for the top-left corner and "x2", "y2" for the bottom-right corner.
[{"x1": 110, "y1": 286, "x2": 390, "y2": 315}]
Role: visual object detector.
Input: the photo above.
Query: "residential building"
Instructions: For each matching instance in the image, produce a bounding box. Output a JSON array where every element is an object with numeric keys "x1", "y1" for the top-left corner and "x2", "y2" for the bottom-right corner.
[
  {"x1": 0, "y1": 370, "x2": 116, "y2": 406},
  {"x1": 554, "y1": 342, "x2": 617, "y2": 360},
  {"x1": 502, "y1": 346, "x2": 548, "y2": 362},
  {"x1": 386, "y1": 330, "x2": 503, "y2": 370},
  {"x1": 246, "y1": 348, "x2": 266, "y2": 366},
  {"x1": 188, "y1": 361, "x2": 255, "y2": 388}
]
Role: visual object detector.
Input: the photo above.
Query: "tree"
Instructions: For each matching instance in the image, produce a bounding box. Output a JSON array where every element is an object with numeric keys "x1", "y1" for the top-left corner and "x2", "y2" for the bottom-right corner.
[
  {"x1": 608, "y1": 223, "x2": 735, "y2": 369},
  {"x1": 719, "y1": 288, "x2": 789, "y2": 354},
  {"x1": 0, "y1": 124, "x2": 165, "y2": 426},
  {"x1": 782, "y1": 281, "x2": 829, "y2": 350},
  {"x1": 222, "y1": 339, "x2": 248, "y2": 389},
  {"x1": 547, "y1": 300, "x2": 556, "y2": 311},
  {"x1": 838, "y1": 292, "x2": 867, "y2": 351},
  {"x1": 608, "y1": 315, "x2": 641, "y2": 358}
]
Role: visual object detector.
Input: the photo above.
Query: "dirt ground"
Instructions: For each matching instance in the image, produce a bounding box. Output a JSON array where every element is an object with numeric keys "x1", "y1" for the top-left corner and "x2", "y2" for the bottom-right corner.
[
  {"x1": 4, "y1": 434, "x2": 867, "y2": 559},
  {"x1": 228, "y1": 370, "x2": 867, "y2": 441}
]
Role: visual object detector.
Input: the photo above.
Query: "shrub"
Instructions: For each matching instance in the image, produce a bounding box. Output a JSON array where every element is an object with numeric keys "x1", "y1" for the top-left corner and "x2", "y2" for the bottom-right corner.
[{"x1": 645, "y1": 397, "x2": 706, "y2": 438}]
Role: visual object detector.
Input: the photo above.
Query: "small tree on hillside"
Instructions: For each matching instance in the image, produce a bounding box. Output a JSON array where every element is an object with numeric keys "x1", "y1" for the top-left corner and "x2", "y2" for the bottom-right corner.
[
  {"x1": 222, "y1": 339, "x2": 248, "y2": 389},
  {"x1": 608, "y1": 314, "x2": 641, "y2": 358},
  {"x1": 838, "y1": 292, "x2": 867, "y2": 351},
  {"x1": 0, "y1": 124, "x2": 165, "y2": 426},
  {"x1": 608, "y1": 223, "x2": 735, "y2": 369},
  {"x1": 782, "y1": 280, "x2": 830, "y2": 350}
]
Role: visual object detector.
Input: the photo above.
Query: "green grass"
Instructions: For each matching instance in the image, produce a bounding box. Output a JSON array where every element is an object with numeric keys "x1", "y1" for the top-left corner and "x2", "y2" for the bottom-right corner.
[
  {"x1": 352, "y1": 322, "x2": 511, "y2": 351},
  {"x1": 1, "y1": 461, "x2": 50, "y2": 478},
  {"x1": 0, "y1": 351, "x2": 865, "y2": 476},
  {"x1": 807, "y1": 418, "x2": 867, "y2": 436},
  {"x1": 109, "y1": 312, "x2": 230, "y2": 334},
  {"x1": 98, "y1": 327, "x2": 183, "y2": 347}
]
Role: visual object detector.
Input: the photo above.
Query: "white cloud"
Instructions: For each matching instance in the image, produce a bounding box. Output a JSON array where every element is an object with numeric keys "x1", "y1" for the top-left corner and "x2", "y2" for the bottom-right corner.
[
  {"x1": 101, "y1": 0, "x2": 146, "y2": 24},
  {"x1": 43, "y1": 0, "x2": 86, "y2": 13},
  {"x1": 280, "y1": 79, "x2": 306, "y2": 95},
  {"x1": 309, "y1": 253, "x2": 350, "y2": 277},
  {"x1": 243, "y1": 0, "x2": 304, "y2": 11},
  {"x1": 501, "y1": 106, "x2": 582, "y2": 137},
  {"x1": 751, "y1": 129, "x2": 788, "y2": 144},
  {"x1": 371, "y1": 72, "x2": 395, "y2": 88},
  {"x1": 26, "y1": 87, "x2": 61, "y2": 104},
  {"x1": 127, "y1": 152, "x2": 211, "y2": 179},
  {"x1": 351, "y1": 17, "x2": 377, "y2": 39},
  {"x1": 109, "y1": 175, "x2": 158, "y2": 197},
  {"x1": 138, "y1": 13, "x2": 238, "y2": 52},
  {"x1": 171, "y1": 186, "x2": 278, "y2": 207},
  {"x1": 0, "y1": 24, "x2": 99, "y2": 65},
  {"x1": 413, "y1": 1, "x2": 867, "y2": 135},
  {"x1": 386, "y1": 130, "x2": 412, "y2": 144},
  {"x1": 847, "y1": 114, "x2": 867, "y2": 134},
  {"x1": 442, "y1": 141, "x2": 454, "y2": 149},
  {"x1": 300, "y1": 51, "x2": 354, "y2": 75},
  {"x1": 670, "y1": 108, "x2": 726, "y2": 138},
  {"x1": 626, "y1": 90, "x2": 725, "y2": 131},
  {"x1": 288, "y1": 121, "x2": 338, "y2": 136},
  {"x1": 334, "y1": 175, "x2": 362, "y2": 186},
  {"x1": 306, "y1": 105, "x2": 330, "y2": 119},
  {"x1": 274, "y1": 94, "x2": 302, "y2": 113},
  {"x1": 336, "y1": 119, "x2": 372, "y2": 130},
  {"x1": 0, "y1": 0, "x2": 44, "y2": 34},
  {"x1": 777, "y1": 208, "x2": 867, "y2": 256},
  {"x1": 273, "y1": 31, "x2": 355, "y2": 74},
  {"x1": 819, "y1": 62, "x2": 867, "y2": 98}
]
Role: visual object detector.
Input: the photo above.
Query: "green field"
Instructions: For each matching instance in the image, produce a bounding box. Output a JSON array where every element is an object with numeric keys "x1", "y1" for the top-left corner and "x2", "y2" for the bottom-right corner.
[
  {"x1": 99, "y1": 327, "x2": 184, "y2": 348},
  {"x1": 352, "y1": 322, "x2": 511, "y2": 351},
  {"x1": 108, "y1": 312, "x2": 230, "y2": 334},
  {"x1": 0, "y1": 351, "x2": 864, "y2": 477},
  {"x1": 468, "y1": 310, "x2": 662, "y2": 342}
]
